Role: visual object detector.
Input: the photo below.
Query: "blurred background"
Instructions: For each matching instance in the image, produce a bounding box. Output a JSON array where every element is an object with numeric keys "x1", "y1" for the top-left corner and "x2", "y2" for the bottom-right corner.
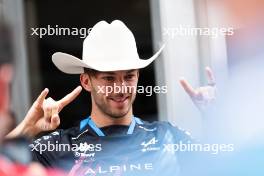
[{"x1": 0, "y1": 0, "x2": 264, "y2": 174}]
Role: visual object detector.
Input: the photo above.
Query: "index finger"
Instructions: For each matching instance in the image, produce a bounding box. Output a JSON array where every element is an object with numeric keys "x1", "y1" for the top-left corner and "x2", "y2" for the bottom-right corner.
[
  {"x1": 58, "y1": 86, "x2": 82, "y2": 110},
  {"x1": 179, "y1": 78, "x2": 197, "y2": 97},
  {"x1": 205, "y1": 67, "x2": 216, "y2": 86},
  {"x1": 34, "y1": 88, "x2": 49, "y2": 107}
]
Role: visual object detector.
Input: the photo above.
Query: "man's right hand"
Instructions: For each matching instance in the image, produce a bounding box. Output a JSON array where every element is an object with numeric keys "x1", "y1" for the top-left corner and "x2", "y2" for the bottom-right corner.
[{"x1": 6, "y1": 86, "x2": 82, "y2": 139}]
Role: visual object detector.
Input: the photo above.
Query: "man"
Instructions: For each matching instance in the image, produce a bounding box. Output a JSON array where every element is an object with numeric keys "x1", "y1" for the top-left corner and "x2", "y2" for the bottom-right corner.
[{"x1": 7, "y1": 20, "x2": 216, "y2": 175}]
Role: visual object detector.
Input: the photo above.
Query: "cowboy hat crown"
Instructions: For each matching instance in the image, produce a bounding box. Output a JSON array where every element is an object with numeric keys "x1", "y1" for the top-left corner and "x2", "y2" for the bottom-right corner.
[{"x1": 52, "y1": 20, "x2": 164, "y2": 73}]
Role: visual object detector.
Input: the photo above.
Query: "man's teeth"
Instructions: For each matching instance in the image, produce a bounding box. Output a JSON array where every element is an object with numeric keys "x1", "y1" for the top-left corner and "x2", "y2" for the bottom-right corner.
[{"x1": 112, "y1": 97, "x2": 127, "y2": 102}]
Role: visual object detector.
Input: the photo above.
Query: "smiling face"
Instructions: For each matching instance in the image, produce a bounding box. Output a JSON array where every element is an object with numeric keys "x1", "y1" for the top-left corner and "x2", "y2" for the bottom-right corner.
[{"x1": 80, "y1": 69, "x2": 139, "y2": 119}]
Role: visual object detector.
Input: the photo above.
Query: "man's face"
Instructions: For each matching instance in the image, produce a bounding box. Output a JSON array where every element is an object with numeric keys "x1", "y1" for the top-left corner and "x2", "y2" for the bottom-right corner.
[{"x1": 82, "y1": 69, "x2": 139, "y2": 118}]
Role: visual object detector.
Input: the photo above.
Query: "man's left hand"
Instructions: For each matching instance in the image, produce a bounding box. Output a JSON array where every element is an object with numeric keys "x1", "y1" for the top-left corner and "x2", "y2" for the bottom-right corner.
[{"x1": 180, "y1": 67, "x2": 217, "y2": 112}]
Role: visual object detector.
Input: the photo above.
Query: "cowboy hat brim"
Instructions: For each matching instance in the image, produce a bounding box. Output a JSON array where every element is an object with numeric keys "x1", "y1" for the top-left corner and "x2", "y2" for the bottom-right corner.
[{"x1": 52, "y1": 44, "x2": 165, "y2": 74}]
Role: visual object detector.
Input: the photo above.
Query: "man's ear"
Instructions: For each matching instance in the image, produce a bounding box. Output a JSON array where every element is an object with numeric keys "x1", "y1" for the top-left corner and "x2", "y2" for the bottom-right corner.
[
  {"x1": 137, "y1": 69, "x2": 139, "y2": 78},
  {"x1": 80, "y1": 73, "x2": 92, "y2": 92}
]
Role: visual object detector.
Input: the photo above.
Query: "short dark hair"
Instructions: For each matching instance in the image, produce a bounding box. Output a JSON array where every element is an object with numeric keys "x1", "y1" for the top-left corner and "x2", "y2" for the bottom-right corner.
[{"x1": 83, "y1": 68, "x2": 100, "y2": 77}]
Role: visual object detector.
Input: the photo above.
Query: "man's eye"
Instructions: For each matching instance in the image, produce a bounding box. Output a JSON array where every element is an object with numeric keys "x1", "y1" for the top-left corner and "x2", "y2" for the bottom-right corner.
[
  {"x1": 125, "y1": 74, "x2": 135, "y2": 80},
  {"x1": 103, "y1": 76, "x2": 114, "y2": 81}
]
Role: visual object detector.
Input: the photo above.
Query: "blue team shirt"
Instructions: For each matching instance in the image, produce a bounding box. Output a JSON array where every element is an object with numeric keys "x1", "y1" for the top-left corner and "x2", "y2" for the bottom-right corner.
[{"x1": 31, "y1": 117, "x2": 193, "y2": 176}]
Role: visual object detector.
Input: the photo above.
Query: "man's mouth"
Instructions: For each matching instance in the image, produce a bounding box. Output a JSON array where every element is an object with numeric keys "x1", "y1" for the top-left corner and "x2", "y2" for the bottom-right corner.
[
  {"x1": 109, "y1": 96, "x2": 129, "y2": 102},
  {"x1": 108, "y1": 95, "x2": 130, "y2": 105}
]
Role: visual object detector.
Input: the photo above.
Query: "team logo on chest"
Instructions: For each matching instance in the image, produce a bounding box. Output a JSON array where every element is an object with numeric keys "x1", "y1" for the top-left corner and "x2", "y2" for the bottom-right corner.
[
  {"x1": 73, "y1": 142, "x2": 102, "y2": 162},
  {"x1": 141, "y1": 137, "x2": 160, "y2": 152}
]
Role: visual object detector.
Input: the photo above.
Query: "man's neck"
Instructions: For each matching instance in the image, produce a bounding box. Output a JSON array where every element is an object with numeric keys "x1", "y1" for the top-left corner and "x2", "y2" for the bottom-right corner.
[{"x1": 90, "y1": 108, "x2": 133, "y2": 128}]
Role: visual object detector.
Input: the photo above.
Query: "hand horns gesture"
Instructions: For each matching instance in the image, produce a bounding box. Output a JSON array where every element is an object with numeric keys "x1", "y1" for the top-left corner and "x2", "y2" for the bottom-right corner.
[{"x1": 180, "y1": 67, "x2": 217, "y2": 111}]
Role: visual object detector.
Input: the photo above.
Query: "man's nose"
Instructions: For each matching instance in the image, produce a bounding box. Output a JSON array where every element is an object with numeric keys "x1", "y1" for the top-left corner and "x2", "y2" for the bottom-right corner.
[{"x1": 114, "y1": 79, "x2": 127, "y2": 87}]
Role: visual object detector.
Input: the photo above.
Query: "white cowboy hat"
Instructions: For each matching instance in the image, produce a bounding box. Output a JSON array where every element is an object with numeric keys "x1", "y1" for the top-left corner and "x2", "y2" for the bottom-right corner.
[{"x1": 52, "y1": 20, "x2": 164, "y2": 73}]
